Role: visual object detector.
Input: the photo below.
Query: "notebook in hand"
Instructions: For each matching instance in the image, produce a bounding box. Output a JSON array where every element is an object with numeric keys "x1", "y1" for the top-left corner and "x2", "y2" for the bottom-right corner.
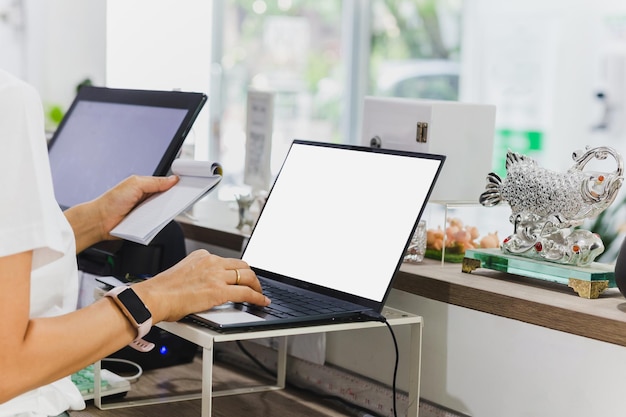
[
  {"x1": 188, "y1": 140, "x2": 445, "y2": 331},
  {"x1": 111, "y1": 159, "x2": 223, "y2": 245}
]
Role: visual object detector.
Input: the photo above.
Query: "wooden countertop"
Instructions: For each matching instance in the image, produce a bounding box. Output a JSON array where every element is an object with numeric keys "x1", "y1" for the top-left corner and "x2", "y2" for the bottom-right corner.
[
  {"x1": 396, "y1": 259, "x2": 626, "y2": 346},
  {"x1": 178, "y1": 197, "x2": 626, "y2": 347}
]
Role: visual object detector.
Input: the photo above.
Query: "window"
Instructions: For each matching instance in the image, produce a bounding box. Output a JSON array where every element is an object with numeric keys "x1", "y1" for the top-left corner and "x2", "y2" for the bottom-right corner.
[
  {"x1": 106, "y1": 0, "x2": 462, "y2": 200},
  {"x1": 214, "y1": 1, "x2": 348, "y2": 197},
  {"x1": 369, "y1": 0, "x2": 462, "y2": 100}
]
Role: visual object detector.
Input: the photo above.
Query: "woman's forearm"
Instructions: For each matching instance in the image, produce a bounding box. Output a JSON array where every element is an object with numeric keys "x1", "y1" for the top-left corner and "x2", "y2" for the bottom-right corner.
[
  {"x1": 63, "y1": 200, "x2": 106, "y2": 253},
  {"x1": 0, "y1": 296, "x2": 136, "y2": 403}
]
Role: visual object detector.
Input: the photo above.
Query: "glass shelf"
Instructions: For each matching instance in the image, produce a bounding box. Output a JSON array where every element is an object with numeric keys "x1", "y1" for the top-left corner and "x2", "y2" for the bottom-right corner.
[{"x1": 463, "y1": 248, "x2": 615, "y2": 285}]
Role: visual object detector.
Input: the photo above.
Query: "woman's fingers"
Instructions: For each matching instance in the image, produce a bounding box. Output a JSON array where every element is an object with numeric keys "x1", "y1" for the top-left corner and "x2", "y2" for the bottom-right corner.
[
  {"x1": 191, "y1": 251, "x2": 263, "y2": 292},
  {"x1": 225, "y1": 285, "x2": 271, "y2": 307},
  {"x1": 223, "y1": 267, "x2": 262, "y2": 292}
]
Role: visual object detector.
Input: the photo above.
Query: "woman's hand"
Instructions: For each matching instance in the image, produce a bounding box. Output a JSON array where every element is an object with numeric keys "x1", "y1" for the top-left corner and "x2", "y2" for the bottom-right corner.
[
  {"x1": 65, "y1": 175, "x2": 179, "y2": 252},
  {"x1": 132, "y1": 250, "x2": 271, "y2": 323},
  {"x1": 96, "y1": 175, "x2": 179, "y2": 240}
]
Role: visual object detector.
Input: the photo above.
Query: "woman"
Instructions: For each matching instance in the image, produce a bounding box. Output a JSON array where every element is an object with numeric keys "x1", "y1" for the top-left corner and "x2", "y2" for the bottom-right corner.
[{"x1": 0, "y1": 69, "x2": 270, "y2": 416}]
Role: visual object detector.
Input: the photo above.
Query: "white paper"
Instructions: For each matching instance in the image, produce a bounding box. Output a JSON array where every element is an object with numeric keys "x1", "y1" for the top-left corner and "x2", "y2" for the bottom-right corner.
[{"x1": 110, "y1": 159, "x2": 222, "y2": 245}]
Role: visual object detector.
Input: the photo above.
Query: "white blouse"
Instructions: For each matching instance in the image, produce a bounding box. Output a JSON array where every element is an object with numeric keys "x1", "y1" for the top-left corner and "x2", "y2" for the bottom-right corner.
[{"x1": 0, "y1": 69, "x2": 85, "y2": 416}]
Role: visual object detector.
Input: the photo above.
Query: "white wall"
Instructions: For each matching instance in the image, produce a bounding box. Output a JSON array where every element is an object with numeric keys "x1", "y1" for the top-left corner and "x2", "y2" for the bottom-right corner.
[
  {"x1": 7, "y1": 0, "x2": 211, "y2": 157},
  {"x1": 106, "y1": 0, "x2": 213, "y2": 160},
  {"x1": 0, "y1": 0, "x2": 26, "y2": 78},
  {"x1": 21, "y1": 0, "x2": 106, "y2": 111},
  {"x1": 327, "y1": 289, "x2": 626, "y2": 417}
]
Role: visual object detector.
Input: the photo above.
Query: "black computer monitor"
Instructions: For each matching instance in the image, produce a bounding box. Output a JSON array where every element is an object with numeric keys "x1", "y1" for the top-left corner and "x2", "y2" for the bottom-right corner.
[{"x1": 48, "y1": 86, "x2": 207, "y2": 209}]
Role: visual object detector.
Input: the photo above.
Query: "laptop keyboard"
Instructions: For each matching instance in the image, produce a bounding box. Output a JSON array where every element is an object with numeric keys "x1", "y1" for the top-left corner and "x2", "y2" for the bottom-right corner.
[{"x1": 243, "y1": 278, "x2": 360, "y2": 319}]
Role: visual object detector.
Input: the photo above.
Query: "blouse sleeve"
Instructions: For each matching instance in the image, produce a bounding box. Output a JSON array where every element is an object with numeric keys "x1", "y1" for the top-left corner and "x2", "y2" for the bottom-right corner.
[{"x1": 0, "y1": 74, "x2": 67, "y2": 265}]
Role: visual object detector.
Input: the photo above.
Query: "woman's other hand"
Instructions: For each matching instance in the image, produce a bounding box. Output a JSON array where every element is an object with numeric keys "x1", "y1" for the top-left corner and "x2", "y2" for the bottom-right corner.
[
  {"x1": 132, "y1": 250, "x2": 271, "y2": 323},
  {"x1": 97, "y1": 175, "x2": 179, "y2": 239},
  {"x1": 65, "y1": 175, "x2": 178, "y2": 252}
]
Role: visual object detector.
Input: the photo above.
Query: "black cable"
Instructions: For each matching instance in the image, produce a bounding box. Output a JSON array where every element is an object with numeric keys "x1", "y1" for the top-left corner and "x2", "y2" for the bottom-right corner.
[
  {"x1": 383, "y1": 319, "x2": 399, "y2": 417},
  {"x1": 233, "y1": 340, "x2": 387, "y2": 417},
  {"x1": 361, "y1": 311, "x2": 399, "y2": 417}
]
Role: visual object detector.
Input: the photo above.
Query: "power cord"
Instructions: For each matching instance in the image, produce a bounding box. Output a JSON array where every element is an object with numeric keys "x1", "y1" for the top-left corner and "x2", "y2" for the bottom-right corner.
[
  {"x1": 386, "y1": 319, "x2": 400, "y2": 417},
  {"x1": 361, "y1": 311, "x2": 399, "y2": 417},
  {"x1": 101, "y1": 357, "x2": 143, "y2": 383}
]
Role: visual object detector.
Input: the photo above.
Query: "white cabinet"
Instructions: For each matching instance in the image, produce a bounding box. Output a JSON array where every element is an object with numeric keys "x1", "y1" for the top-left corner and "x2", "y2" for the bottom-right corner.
[{"x1": 362, "y1": 96, "x2": 496, "y2": 202}]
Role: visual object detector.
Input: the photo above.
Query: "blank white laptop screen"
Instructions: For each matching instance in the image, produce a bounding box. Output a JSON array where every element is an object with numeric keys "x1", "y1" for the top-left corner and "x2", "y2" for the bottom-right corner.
[{"x1": 242, "y1": 141, "x2": 443, "y2": 302}]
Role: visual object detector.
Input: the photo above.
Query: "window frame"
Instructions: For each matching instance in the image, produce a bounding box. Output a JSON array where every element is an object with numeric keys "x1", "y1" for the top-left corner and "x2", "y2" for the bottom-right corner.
[{"x1": 206, "y1": 0, "x2": 373, "y2": 162}]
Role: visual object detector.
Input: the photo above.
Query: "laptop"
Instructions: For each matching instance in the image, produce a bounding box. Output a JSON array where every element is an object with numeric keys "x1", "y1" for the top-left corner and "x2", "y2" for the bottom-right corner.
[
  {"x1": 189, "y1": 140, "x2": 445, "y2": 331},
  {"x1": 48, "y1": 86, "x2": 207, "y2": 210}
]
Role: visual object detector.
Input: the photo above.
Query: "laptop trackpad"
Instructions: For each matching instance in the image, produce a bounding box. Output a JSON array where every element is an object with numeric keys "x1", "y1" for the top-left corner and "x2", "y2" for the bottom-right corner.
[{"x1": 195, "y1": 308, "x2": 266, "y2": 325}]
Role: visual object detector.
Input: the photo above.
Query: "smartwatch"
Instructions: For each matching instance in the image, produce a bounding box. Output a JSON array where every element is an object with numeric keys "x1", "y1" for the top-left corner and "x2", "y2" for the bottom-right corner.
[{"x1": 105, "y1": 286, "x2": 155, "y2": 352}]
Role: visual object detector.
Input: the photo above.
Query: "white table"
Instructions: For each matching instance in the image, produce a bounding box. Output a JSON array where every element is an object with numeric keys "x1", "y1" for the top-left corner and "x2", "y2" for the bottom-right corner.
[{"x1": 94, "y1": 306, "x2": 423, "y2": 417}]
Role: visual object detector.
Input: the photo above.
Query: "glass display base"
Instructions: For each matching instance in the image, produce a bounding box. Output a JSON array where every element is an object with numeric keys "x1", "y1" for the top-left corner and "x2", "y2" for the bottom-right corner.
[{"x1": 462, "y1": 248, "x2": 615, "y2": 299}]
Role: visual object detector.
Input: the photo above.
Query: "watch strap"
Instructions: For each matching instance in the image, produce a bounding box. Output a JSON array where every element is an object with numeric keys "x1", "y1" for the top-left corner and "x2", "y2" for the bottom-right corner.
[
  {"x1": 129, "y1": 338, "x2": 155, "y2": 353},
  {"x1": 105, "y1": 286, "x2": 155, "y2": 352}
]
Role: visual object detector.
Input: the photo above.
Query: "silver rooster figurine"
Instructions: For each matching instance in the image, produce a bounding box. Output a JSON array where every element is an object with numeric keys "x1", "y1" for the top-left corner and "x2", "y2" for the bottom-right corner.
[{"x1": 479, "y1": 146, "x2": 624, "y2": 266}]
